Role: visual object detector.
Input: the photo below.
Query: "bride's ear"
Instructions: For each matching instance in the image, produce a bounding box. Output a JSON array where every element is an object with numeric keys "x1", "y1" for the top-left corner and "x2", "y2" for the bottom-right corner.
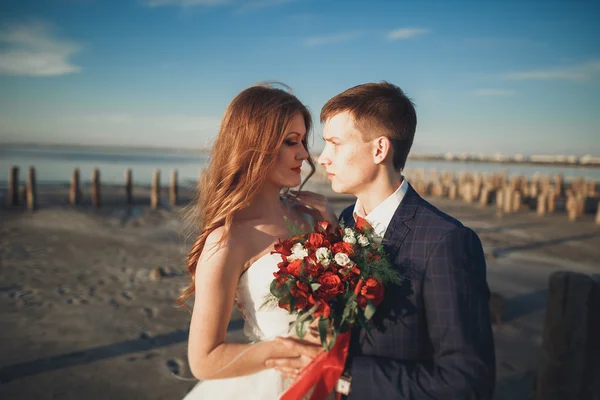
[{"x1": 372, "y1": 136, "x2": 392, "y2": 166}]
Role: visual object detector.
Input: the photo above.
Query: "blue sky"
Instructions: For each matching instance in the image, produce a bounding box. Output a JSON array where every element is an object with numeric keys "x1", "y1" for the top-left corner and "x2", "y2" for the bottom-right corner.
[{"x1": 0, "y1": 0, "x2": 599, "y2": 156}]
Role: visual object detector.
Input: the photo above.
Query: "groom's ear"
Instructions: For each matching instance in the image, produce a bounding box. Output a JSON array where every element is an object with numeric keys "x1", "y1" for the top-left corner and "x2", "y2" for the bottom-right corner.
[{"x1": 372, "y1": 136, "x2": 392, "y2": 166}]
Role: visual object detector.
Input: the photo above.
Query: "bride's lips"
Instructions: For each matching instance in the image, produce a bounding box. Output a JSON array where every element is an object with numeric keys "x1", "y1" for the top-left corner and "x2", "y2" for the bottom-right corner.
[{"x1": 291, "y1": 167, "x2": 301, "y2": 174}]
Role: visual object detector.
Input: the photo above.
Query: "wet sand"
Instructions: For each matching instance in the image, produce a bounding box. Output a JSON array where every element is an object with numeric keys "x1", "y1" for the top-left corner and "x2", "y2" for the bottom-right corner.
[{"x1": 1, "y1": 182, "x2": 599, "y2": 399}]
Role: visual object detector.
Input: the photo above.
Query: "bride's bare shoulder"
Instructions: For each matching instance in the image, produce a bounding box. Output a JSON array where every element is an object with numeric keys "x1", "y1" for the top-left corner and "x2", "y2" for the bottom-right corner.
[{"x1": 198, "y1": 224, "x2": 253, "y2": 271}]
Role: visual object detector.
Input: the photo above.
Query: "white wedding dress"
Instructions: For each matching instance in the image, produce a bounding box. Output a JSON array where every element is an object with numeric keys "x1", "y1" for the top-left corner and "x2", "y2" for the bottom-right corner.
[{"x1": 182, "y1": 252, "x2": 297, "y2": 400}]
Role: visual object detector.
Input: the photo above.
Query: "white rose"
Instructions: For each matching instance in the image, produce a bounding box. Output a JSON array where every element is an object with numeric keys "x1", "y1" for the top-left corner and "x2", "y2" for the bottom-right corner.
[
  {"x1": 321, "y1": 258, "x2": 331, "y2": 267},
  {"x1": 357, "y1": 235, "x2": 369, "y2": 247},
  {"x1": 334, "y1": 252, "x2": 351, "y2": 266},
  {"x1": 315, "y1": 247, "x2": 331, "y2": 261},
  {"x1": 343, "y1": 228, "x2": 355, "y2": 238},
  {"x1": 286, "y1": 243, "x2": 308, "y2": 262},
  {"x1": 343, "y1": 235, "x2": 357, "y2": 245}
]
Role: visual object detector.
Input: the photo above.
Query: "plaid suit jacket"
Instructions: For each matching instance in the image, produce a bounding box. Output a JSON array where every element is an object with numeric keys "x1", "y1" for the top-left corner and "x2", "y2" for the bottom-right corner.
[{"x1": 340, "y1": 183, "x2": 495, "y2": 399}]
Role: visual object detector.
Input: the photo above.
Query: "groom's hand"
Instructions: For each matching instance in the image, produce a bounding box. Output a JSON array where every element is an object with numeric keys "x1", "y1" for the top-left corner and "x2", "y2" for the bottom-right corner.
[
  {"x1": 266, "y1": 336, "x2": 324, "y2": 380},
  {"x1": 288, "y1": 190, "x2": 337, "y2": 226}
]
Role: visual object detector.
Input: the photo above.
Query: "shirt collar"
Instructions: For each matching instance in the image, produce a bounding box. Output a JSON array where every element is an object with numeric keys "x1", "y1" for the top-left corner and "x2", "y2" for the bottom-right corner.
[{"x1": 353, "y1": 179, "x2": 408, "y2": 238}]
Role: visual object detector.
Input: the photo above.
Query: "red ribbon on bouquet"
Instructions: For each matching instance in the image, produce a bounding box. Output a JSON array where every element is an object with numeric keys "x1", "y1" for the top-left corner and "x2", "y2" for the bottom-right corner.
[
  {"x1": 280, "y1": 279, "x2": 364, "y2": 400},
  {"x1": 279, "y1": 330, "x2": 350, "y2": 400}
]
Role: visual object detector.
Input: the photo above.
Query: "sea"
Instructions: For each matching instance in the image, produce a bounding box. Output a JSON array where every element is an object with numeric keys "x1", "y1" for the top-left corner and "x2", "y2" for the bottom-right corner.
[{"x1": 1, "y1": 145, "x2": 599, "y2": 189}]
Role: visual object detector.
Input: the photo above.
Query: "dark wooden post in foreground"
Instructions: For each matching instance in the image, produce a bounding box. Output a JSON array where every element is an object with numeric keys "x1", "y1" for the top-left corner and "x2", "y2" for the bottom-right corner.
[
  {"x1": 151, "y1": 170, "x2": 160, "y2": 210},
  {"x1": 91, "y1": 168, "x2": 101, "y2": 208},
  {"x1": 8, "y1": 166, "x2": 19, "y2": 206},
  {"x1": 125, "y1": 168, "x2": 133, "y2": 205},
  {"x1": 170, "y1": 170, "x2": 178, "y2": 206},
  {"x1": 69, "y1": 168, "x2": 81, "y2": 205},
  {"x1": 534, "y1": 271, "x2": 600, "y2": 400},
  {"x1": 26, "y1": 167, "x2": 37, "y2": 210}
]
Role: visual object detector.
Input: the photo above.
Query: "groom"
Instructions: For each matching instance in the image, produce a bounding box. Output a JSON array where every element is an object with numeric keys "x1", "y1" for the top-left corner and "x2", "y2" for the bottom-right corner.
[{"x1": 271, "y1": 82, "x2": 496, "y2": 399}]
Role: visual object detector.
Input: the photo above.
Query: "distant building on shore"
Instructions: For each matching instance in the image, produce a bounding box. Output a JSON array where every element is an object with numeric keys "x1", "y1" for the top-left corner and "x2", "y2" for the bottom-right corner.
[
  {"x1": 405, "y1": 152, "x2": 600, "y2": 167},
  {"x1": 580, "y1": 155, "x2": 600, "y2": 166}
]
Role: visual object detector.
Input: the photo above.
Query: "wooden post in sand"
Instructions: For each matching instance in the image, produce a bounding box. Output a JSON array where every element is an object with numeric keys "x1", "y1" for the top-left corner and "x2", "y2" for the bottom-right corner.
[
  {"x1": 151, "y1": 170, "x2": 160, "y2": 210},
  {"x1": 125, "y1": 168, "x2": 133, "y2": 205},
  {"x1": 69, "y1": 168, "x2": 81, "y2": 205},
  {"x1": 555, "y1": 174, "x2": 564, "y2": 197},
  {"x1": 448, "y1": 182, "x2": 457, "y2": 200},
  {"x1": 533, "y1": 271, "x2": 600, "y2": 400},
  {"x1": 170, "y1": 170, "x2": 178, "y2": 206},
  {"x1": 91, "y1": 168, "x2": 101, "y2": 208},
  {"x1": 537, "y1": 193, "x2": 547, "y2": 216},
  {"x1": 7, "y1": 166, "x2": 19, "y2": 206},
  {"x1": 26, "y1": 167, "x2": 37, "y2": 211},
  {"x1": 547, "y1": 191, "x2": 556, "y2": 214},
  {"x1": 566, "y1": 193, "x2": 578, "y2": 222},
  {"x1": 511, "y1": 190, "x2": 522, "y2": 213},
  {"x1": 495, "y1": 189, "x2": 504, "y2": 217},
  {"x1": 503, "y1": 187, "x2": 513, "y2": 214},
  {"x1": 479, "y1": 186, "x2": 492, "y2": 207}
]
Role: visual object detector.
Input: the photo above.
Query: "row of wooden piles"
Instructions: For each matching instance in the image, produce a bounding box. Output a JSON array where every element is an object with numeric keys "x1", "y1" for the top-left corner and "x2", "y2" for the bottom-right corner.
[
  {"x1": 403, "y1": 169, "x2": 600, "y2": 224},
  {"x1": 6, "y1": 166, "x2": 180, "y2": 210}
]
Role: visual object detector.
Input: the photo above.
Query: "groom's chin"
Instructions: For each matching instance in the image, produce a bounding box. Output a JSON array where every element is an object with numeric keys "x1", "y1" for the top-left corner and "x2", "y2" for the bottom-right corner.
[{"x1": 330, "y1": 181, "x2": 349, "y2": 195}]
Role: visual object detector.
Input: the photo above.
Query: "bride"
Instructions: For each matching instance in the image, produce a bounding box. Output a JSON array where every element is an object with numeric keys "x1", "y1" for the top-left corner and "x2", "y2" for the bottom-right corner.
[{"x1": 178, "y1": 83, "x2": 337, "y2": 399}]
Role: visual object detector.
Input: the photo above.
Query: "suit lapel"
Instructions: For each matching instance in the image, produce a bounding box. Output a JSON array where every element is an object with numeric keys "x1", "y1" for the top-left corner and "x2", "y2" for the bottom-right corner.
[{"x1": 382, "y1": 183, "x2": 420, "y2": 260}]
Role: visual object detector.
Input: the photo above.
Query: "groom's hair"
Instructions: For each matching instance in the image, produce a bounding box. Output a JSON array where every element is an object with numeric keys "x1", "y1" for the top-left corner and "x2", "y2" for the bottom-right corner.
[{"x1": 320, "y1": 81, "x2": 416, "y2": 171}]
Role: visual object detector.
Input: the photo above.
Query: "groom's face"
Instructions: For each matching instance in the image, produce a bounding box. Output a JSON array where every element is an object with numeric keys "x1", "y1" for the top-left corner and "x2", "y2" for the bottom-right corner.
[{"x1": 318, "y1": 111, "x2": 376, "y2": 195}]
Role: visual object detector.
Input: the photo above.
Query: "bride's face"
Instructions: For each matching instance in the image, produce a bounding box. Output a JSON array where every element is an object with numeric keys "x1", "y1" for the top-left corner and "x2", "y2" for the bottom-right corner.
[{"x1": 267, "y1": 112, "x2": 309, "y2": 189}]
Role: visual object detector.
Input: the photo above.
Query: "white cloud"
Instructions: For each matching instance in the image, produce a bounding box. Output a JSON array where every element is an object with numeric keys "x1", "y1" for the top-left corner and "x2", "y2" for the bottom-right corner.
[
  {"x1": 302, "y1": 31, "x2": 364, "y2": 47},
  {"x1": 0, "y1": 21, "x2": 82, "y2": 77},
  {"x1": 504, "y1": 60, "x2": 600, "y2": 82},
  {"x1": 472, "y1": 89, "x2": 515, "y2": 97},
  {"x1": 387, "y1": 27, "x2": 429, "y2": 40}
]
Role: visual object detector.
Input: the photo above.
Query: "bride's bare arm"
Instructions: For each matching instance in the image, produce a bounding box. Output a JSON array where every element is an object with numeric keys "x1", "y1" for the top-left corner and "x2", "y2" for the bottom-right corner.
[{"x1": 187, "y1": 226, "x2": 299, "y2": 381}]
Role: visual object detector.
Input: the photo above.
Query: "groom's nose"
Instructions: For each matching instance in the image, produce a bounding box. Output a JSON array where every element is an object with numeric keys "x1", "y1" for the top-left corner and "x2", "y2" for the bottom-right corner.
[{"x1": 317, "y1": 150, "x2": 329, "y2": 166}]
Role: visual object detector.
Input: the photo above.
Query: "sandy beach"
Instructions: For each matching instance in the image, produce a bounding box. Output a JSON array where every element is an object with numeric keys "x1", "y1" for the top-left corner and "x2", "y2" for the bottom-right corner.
[{"x1": 1, "y1": 180, "x2": 599, "y2": 400}]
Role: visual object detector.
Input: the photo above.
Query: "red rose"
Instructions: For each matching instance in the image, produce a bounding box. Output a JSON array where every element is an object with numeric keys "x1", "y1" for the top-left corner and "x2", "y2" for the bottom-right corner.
[
  {"x1": 360, "y1": 278, "x2": 385, "y2": 306},
  {"x1": 290, "y1": 288, "x2": 308, "y2": 310},
  {"x1": 286, "y1": 259, "x2": 303, "y2": 277},
  {"x1": 306, "y1": 263, "x2": 321, "y2": 278},
  {"x1": 316, "y1": 271, "x2": 344, "y2": 299},
  {"x1": 273, "y1": 271, "x2": 289, "y2": 288},
  {"x1": 304, "y1": 255, "x2": 322, "y2": 278},
  {"x1": 296, "y1": 280, "x2": 309, "y2": 293},
  {"x1": 316, "y1": 221, "x2": 331, "y2": 233},
  {"x1": 355, "y1": 216, "x2": 373, "y2": 231},
  {"x1": 308, "y1": 233, "x2": 324, "y2": 248},
  {"x1": 273, "y1": 239, "x2": 293, "y2": 257},
  {"x1": 332, "y1": 242, "x2": 354, "y2": 257},
  {"x1": 339, "y1": 265, "x2": 361, "y2": 282}
]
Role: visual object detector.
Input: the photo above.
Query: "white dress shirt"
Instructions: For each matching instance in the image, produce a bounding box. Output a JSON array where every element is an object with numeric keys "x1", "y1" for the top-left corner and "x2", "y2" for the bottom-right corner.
[{"x1": 352, "y1": 179, "x2": 409, "y2": 240}]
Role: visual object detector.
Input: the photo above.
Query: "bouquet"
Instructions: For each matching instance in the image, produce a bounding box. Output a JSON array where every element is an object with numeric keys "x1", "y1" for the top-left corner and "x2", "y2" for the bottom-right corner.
[{"x1": 265, "y1": 217, "x2": 402, "y2": 400}]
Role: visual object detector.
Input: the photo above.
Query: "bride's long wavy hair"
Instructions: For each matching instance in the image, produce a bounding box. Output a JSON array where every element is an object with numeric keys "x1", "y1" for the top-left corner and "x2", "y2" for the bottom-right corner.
[{"x1": 177, "y1": 83, "x2": 315, "y2": 308}]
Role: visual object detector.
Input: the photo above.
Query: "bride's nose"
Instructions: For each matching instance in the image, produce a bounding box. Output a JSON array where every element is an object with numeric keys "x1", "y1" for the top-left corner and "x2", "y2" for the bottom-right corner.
[{"x1": 296, "y1": 145, "x2": 309, "y2": 160}]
